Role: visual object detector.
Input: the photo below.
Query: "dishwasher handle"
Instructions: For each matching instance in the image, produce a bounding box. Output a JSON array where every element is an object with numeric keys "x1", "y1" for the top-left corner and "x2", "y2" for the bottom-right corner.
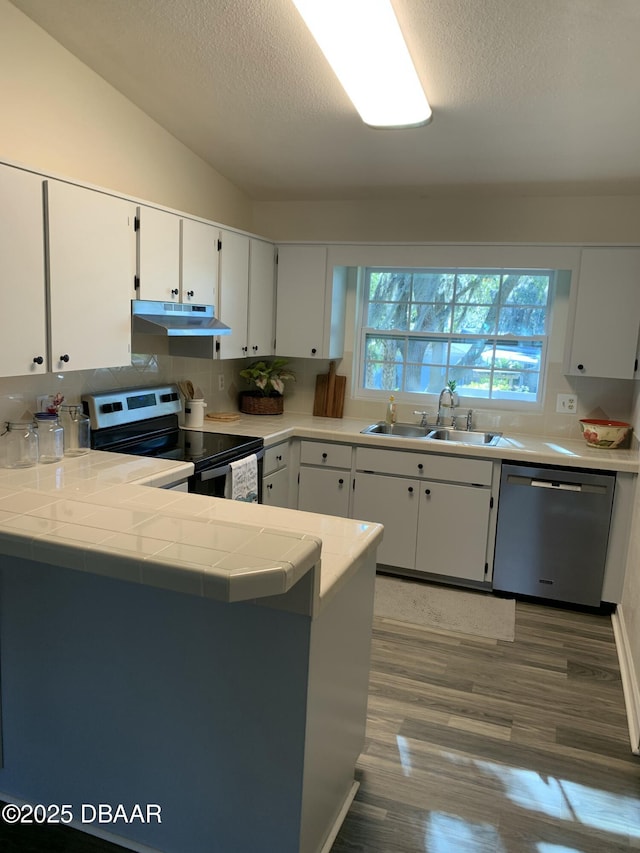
[
  {"x1": 506, "y1": 473, "x2": 609, "y2": 495},
  {"x1": 530, "y1": 478, "x2": 581, "y2": 491}
]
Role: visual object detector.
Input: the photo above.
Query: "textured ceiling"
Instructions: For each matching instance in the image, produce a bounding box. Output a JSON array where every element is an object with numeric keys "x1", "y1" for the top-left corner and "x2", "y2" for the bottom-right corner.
[{"x1": 9, "y1": 0, "x2": 640, "y2": 200}]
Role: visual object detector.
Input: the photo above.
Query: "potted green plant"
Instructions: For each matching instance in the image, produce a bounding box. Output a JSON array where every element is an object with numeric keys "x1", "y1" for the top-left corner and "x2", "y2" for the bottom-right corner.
[{"x1": 238, "y1": 358, "x2": 295, "y2": 415}]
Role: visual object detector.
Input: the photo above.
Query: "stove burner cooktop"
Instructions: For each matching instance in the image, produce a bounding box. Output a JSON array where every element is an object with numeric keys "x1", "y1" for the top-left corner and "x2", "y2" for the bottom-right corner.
[
  {"x1": 83, "y1": 384, "x2": 263, "y2": 473},
  {"x1": 119, "y1": 428, "x2": 264, "y2": 472}
]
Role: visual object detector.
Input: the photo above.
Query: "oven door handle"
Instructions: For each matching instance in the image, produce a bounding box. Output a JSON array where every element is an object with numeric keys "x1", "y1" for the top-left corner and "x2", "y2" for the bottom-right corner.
[{"x1": 197, "y1": 448, "x2": 264, "y2": 483}]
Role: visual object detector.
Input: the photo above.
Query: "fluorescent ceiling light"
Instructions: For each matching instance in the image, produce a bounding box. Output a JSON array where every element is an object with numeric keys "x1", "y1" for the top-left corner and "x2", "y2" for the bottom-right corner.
[{"x1": 291, "y1": 0, "x2": 432, "y2": 128}]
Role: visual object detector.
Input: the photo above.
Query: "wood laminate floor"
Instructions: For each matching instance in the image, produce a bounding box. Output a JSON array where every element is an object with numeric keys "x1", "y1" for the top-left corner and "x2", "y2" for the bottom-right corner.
[
  {"x1": 1, "y1": 601, "x2": 637, "y2": 852},
  {"x1": 332, "y1": 601, "x2": 640, "y2": 853}
]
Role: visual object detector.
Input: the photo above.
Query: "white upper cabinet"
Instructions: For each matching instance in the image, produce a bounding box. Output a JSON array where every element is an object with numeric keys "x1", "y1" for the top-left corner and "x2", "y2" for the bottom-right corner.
[
  {"x1": 0, "y1": 165, "x2": 47, "y2": 377},
  {"x1": 136, "y1": 206, "x2": 181, "y2": 302},
  {"x1": 247, "y1": 238, "x2": 275, "y2": 358},
  {"x1": 217, "y1": 229, "x2": 250, "y2": 359},
  {"x1": 275, "y1": 245, "x2": 346, "y2": 359},
  {"x1": 46, "y1": 180, "x2": 135, "y2": 372},
  {"x1": 565, "y1": 248, "x2": 640, "y2": 379},
  {"x1": 180, "y1": 218, "x2": 219, "y2": 305},
  {"x1": 217, "y1": 232, "x2": 275, "y2": 360}
]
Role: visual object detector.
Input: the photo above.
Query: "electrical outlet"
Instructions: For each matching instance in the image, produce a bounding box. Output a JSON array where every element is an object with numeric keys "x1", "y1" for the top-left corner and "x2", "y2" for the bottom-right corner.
[
  {"x1": 556, "y1": 393, "x2": 578, "y2": 414},
  {"x1": 218, "y1": 375, "x2": 225, "y2": 391}
]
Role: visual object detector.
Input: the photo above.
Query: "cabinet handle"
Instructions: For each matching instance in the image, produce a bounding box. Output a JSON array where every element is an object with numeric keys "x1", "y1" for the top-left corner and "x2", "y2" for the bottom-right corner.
[
  {"x1": 425, "y1": 488, "x2": 431, "y2": 495},
  {"x1": 408, "y1": 486, "x2": 414, "y2": 493},
  {"x1": 577, "y1": 363, "x2": 585, "y2": 371},
  {"x1": 187, "y1": 290, "x2": 194, "y2": 297},
  {"x1": 242, "y1": 346, "x2": 248, "y2": 354},
  {"x1": 311, "y1": 348, "x2": 317, "y2": 355},
  {"x1": 338, "y1": 479, "x2": 344, "y2": 486},
  {"x1": 276, "y1": 455, "x2": 282, "y2": 462},
  {"x1": 267, "y1": 483, "x2": 273, "y2": 490},
  {"x1": 171, "y1": 288, "x2": 179, "y2": 296},
  {"x1": 253, "y1": 345, "x2": 258, "y2": 352},
  {"x1": 417, "y1": 463, "x2": 423, "y2": 470},
  {"x1": 59, "y1": 354, "x2": 70, "y2": 363},
  {"x1": 33, "y1": 356, "x2": 44, "y2": 365},
  {"x1": 322, "y1": 452, "x2": 328, "y2": 459}
]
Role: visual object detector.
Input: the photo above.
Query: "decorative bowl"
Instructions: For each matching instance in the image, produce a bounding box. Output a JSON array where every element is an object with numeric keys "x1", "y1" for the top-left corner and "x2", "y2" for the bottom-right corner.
[{"x1": 579, "y1": 419, "x2": 632, "y2": 449}]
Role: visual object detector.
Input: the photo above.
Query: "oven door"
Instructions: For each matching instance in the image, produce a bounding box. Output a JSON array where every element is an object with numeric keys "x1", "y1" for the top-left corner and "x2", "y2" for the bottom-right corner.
[{"x1": 189, "y1": 451, "x2": 264, "y2": 502}]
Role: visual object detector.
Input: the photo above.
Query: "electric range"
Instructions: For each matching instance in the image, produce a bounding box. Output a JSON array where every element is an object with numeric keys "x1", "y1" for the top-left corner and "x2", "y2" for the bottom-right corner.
[{"x1": 82, "y1": 384, "x2": 264, "y2": 498}]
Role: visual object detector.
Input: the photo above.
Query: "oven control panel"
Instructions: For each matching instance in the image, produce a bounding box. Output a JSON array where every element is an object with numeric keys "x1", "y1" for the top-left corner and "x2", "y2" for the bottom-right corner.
[{"x1": 82, "y1": 385, "x2": 182, "y2": 429}]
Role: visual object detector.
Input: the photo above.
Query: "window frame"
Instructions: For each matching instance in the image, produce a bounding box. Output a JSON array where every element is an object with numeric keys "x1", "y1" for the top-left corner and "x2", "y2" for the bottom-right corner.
[{"x1": 355, "y1": 266, "x2": 555, "y2": 410}]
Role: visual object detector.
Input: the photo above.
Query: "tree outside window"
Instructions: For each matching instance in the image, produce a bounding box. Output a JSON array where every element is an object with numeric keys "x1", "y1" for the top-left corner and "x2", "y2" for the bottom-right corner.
[{"x1": 361, "y1": 268, "x2": 552, "y2": 403}]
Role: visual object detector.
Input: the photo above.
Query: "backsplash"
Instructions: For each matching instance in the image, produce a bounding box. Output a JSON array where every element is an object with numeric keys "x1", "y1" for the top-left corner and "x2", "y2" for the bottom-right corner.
[
  {"x1": 0, "y1": 351, "x2": 633, "y2": 442},
  {"x1": 261, "y1": 352, "x2": 635, "y2": 441}
]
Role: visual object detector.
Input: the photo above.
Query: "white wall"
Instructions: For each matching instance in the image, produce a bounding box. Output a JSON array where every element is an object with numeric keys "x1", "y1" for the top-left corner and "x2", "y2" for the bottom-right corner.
[
  {"x1": 253, "y1": 196, "x2": 640, "y2": 245},
  {"x1": 0, "y1": 0, "x2": 254, "y2": 424},
  {"x1": 0, "y1": 0, "x2": 251, "y2": 229},
  {"x1": 620, "y1": 388, "x2": 640, "y2": 747}
]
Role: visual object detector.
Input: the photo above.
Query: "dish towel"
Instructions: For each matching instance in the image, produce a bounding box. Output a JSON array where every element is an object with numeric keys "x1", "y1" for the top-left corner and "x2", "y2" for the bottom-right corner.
[{"x1": 226, "y1": 454, "x2": 258, "y2": 503}]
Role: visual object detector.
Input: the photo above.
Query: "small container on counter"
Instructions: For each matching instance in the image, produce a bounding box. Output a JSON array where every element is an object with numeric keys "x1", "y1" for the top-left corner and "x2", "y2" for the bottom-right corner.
[
  {"x1": 59, "y1": 404, "x2": 91, "y2": 456},
  {"x1": 34, "y1": 412, "x2": 64, "y2": 463},
  {"x1": 2, "y1": 420, "x2": 39, "y2": 468},
  {"x1": 184, "y1": 398, "x2": 206, "y2": 428}
]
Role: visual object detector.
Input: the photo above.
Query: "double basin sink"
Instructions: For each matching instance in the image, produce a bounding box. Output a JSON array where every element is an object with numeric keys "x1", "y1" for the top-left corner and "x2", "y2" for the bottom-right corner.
[{"x1": 361, "y1": 421, "x2": 502, "y2": 446}]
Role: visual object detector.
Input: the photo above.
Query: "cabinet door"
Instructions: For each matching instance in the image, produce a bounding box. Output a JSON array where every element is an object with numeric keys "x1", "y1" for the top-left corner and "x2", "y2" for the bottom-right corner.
[
  {"x1": 415, "y1": 482, "x2": 490, "y2": 582},
  {"x1": 218, "y1": 229, "x2": 249, "y2": 359},
  {"x1": 276, "y1": 246, "x2": 327, "y2": 358},
  {"x1": 181, "y1": 219, "x2": 218, "y2": 304},
  {"x1": 0, "y1": 166, "x2": 47, "y2": 376},
  {"x1": 136, "y1": 206, "x2": 181, "y2": 301},
  {"x1": 46, "y1": 181, "x2": 135, "y2": 372},
  {"x1": 263, "y1": 467, "x2": 289, "y2": 508},
  {"x1": 248, "y1": 238, "x2": 275, "y2": 357},
  {"x1": 298, "y1": 467, "x2": 350, "y2": 517},
  {"x1": 567, "y1": 248, "x2": 640, "y2": 379},
  {"x1": 352, "y1": 473, "x2": 419, "y2": 570}
]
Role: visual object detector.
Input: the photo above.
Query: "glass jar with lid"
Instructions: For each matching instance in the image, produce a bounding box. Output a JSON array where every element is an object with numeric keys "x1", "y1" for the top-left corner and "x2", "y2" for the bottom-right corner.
[
  {"x1": 2, "y1": 421, "x2": 39, "y2": 468},
  {"x1": 34, "y1": 412, "x2": 64, "y2": 463},
  {"x1": 59, "y1": 404, "x2": 91, "y2": 456}
]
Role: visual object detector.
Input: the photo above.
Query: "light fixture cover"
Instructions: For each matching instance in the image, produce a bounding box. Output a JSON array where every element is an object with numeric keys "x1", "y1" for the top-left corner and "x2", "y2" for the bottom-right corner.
[{"x1": 291, "y1": 0, "x2": 431, "y2": 128}]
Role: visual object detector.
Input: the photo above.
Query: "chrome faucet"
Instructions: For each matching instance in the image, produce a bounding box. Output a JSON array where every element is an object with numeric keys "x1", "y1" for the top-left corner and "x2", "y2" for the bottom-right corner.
[
  {"x1": 413, "y1": 410, "x2": 431, "y2": 427},
  {"x1": 437, "y1": 387, "x2": 455, "y2": 427},
  {"x1": 466, "y1": 409, "x2": 473, "y2": 430}
]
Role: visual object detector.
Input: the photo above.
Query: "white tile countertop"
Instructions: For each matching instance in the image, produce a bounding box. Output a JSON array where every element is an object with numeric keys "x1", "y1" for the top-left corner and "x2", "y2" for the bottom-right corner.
[
  {"x1": 0, "y1": 451, "x2": 383, "y2": 612},
  {"x1": 197, "y1": 411, "x2": 639, "y2": 473}
]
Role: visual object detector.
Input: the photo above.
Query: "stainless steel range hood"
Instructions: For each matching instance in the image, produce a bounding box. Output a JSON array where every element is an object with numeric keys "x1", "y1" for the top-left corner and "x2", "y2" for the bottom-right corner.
[{"x1": 132, "y1": 300, "x2": 231, "y2": 336}]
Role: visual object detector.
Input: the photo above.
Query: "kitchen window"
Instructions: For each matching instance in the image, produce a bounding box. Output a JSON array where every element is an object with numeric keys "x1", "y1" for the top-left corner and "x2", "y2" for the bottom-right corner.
[{"x1": 358, "y1": 267, "x2": 553, "y2": 404}]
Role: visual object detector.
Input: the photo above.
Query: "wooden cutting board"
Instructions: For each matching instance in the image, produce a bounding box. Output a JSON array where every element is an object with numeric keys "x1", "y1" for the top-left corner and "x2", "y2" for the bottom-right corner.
[{"x1": 313, "y1": 361, "x2": 346, "y2": 418}]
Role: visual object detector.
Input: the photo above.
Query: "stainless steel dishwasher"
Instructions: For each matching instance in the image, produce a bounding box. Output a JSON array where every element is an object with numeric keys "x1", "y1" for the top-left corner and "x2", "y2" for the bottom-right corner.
[{"x1": 492, "y1": 462, "x2": 615, "y2": 606}]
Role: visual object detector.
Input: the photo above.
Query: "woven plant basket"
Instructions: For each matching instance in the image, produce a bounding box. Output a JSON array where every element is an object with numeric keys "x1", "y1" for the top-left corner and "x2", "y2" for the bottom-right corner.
[{"x1": 239, "y1": 392, "x2": 284, "y2": 416}]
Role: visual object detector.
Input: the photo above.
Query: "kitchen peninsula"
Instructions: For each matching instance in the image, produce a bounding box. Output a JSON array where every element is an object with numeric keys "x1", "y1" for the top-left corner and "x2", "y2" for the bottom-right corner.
[{"x1": 0, "y1": 452, "x2": 383, "y2": 853}]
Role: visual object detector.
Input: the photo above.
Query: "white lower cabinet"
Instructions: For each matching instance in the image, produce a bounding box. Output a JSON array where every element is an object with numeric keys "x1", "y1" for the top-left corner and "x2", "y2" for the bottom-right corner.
[
  {"x1": 263, "y1": 467, "x2": 290, "y2": 507},
  {"x1": 351, "y1": 472, "x2": 418, "y2": 569},
  {"x1": 414, "y1": 480, "x2": 491, "y2": 582},
  {"x1": 352, "y1": 446, "x2": 494, "y2": 584},
  {"x1": 297, "y1": 441, "x2": 352, "y2": 517},
  {"x1": 298, "y1": 467, "x2": 350, "y2": 517},
  {"x1": 263, "y1": 441, "x2": 290, "y2": 508}
]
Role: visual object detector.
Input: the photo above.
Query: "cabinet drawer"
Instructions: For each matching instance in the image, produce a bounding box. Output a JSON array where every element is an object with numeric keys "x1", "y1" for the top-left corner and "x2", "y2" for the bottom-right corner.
[
  {"x1": 264, "y1": 442, "x2": 289, "y2": 475},
  {"x1": 300, "y1": 441, "x2": 352, "y2": 469},
  {"x1": 355, "y1": 446, "x2": 492, "y2": 486}
]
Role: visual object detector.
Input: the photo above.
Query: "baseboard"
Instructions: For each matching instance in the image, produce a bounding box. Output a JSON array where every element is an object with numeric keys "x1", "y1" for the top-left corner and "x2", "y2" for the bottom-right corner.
[
  {"x1": 319, "y1": 780, "x2": 359, "y2": 853},
  {"x1": 611, "y1": 605, "x2": 640, "y2": 755}
]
